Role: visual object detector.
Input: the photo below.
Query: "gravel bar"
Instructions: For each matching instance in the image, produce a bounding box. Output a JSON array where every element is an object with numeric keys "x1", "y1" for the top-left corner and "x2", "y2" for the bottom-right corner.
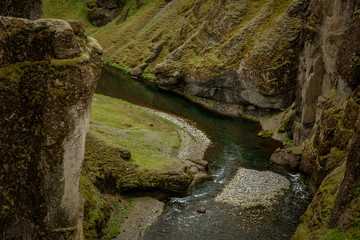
[{"x1": 215, "y1": 168, "x2": 290, "y2": 209}]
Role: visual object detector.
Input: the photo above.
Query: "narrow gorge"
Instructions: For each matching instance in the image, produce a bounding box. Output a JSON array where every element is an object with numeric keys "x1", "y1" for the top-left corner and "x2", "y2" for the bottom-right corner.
[{"x1": 1, "y1": 0, "x2": 359, "y2": 239}]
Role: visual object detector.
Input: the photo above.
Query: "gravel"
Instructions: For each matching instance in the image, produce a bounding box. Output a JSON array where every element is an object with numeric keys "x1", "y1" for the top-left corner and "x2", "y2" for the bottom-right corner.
[
  {"x1": 215, "y1": 168, "x2": 290, "y2": 209},
  {"x1": 147, "y1": 109, "x2": 211, "y2": 160}
]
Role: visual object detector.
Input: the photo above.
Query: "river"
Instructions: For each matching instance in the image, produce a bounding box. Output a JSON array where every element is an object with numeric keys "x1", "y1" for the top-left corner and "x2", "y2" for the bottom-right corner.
[{"x1": 96, "y1": 68, "x2": 311, "y2": 240}]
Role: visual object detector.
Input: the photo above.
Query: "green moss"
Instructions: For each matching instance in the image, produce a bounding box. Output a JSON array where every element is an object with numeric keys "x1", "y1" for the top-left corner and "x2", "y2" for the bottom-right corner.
[
  {"x1": 257, "y1": 130, "x2": 273, "y2": 138},
  {"x1": 101, "y1": 199, "x2": 128, "y2": 240},
  {"x1": 292, "y1": 163, "x2": 348, "y2": 240},
  {"x1": 80, "y1": 174, "x2": 111, "y2": 239}
]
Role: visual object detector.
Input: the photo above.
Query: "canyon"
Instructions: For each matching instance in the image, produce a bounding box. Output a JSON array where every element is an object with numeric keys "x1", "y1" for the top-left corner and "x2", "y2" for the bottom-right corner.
[{"x1": 0, "y1": 0, "x2": 359, "y2": 239}]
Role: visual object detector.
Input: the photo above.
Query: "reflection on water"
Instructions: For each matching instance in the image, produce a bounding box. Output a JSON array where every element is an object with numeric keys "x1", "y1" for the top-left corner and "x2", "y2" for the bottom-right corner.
[{"x1": 96, "y1": 68, "x2": 311, "y2": 240}]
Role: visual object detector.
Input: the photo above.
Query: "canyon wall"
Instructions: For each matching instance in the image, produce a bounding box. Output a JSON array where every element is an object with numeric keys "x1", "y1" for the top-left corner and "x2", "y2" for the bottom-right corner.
[
  {"x1": 85, "y1": 0, "x2": 309, "y2": 113},
  {"x1": 0, "y1": 16, "x2": 102, "y2": 239},
  {"x1": 291, "y1": 0, "x2": 360, "y2": 238}
]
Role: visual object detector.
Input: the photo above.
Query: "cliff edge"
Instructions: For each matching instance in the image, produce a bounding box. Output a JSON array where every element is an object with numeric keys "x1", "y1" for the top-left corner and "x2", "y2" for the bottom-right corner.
[{"x1": 0, "y1": 16, "x2": 102, "y2": 239}]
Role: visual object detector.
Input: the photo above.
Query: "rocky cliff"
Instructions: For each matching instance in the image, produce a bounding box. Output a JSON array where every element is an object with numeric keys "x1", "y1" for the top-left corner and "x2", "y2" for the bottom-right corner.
[
  {"x1": 0, "y1": 16, "x2": 102, "y2": 239},
  {"x1": 291, "y1": 0, "x2": 360, "y2": 238}
]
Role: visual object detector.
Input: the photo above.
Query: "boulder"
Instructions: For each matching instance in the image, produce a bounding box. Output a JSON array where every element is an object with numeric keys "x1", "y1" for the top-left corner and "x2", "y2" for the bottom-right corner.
[
  {"x1": 131, "y1": 67, "x2": 143, "y2": 78},
  {"x1": 86, "y1": 0, "x2": 125, "y2": 27},
  {"x1": 270, "y1": 148, "x2": 300, "y2": 170}
]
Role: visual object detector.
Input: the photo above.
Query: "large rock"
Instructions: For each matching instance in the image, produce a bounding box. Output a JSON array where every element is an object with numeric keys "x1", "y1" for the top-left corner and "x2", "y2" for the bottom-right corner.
[
  {"x1": 292, "y1": 0, "x2": 360, "y2": 238},
  {"x1": 0, "y1": 0, "x2": 43, "y2": 19},
  {"x1": 295, "y1": 0, "x2": 360, "y2": 191},
  {"x1": 0, "y1": 17, "x2": 102, "y2": 239},
  {"x1": 86, "y1": 0, "x2": 125, "y2": 27},
  {"x1": 270, "y1": 148, "x2": 300, "y2": 170}
]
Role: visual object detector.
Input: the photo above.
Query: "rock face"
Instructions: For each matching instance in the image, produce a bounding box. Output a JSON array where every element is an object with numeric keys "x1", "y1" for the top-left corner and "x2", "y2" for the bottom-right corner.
[
  {"x1": 0, "y1": 17, "x2": 102, "y2": 239},
  {"x1": 292, "y1": 0, "x2": 358, "y2": 146},
  {"x1": 0, "y1": 0, "x2": 43, "y2": 19},
  {"x1": 291, "y1": 0, "x2": 360, "y2": 191},
  {"x1": 291, "y1": 0, "x2": 360, "y2": 238},
  {"x1": 154, "y1": 0, "x2": 309, "y2": 111}
]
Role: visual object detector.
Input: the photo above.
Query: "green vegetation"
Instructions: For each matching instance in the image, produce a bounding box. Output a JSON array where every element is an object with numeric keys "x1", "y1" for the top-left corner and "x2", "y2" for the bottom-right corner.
[
  {"x1": 90, "y1": 94, "x2": 181, "y2": 168},
  {"x1": 292, "y1": 163, "x2": 360, "y2": 240},
  {"x1": 257, "y1": 130, "x2": 273, "y2": 138},
  {"x1": 43, "y1": 0, "x2": 301, "y2": 83},
  {"x1": 79, "y1": 94, "x2": 194, "y2": 238},
  {"x1": 43, "y1": 0, "x2": 98, "y2": 30}
]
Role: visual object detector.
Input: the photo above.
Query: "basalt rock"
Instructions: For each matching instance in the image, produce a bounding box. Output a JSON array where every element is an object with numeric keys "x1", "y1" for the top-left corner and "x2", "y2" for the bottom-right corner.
[
  {"x1": 294, "y1": 0, "x2": 360, "y2": 191},
  {"x1": 153, "y1": 0, "x2": 310, "y2": 110},
  {"x1": 0, "y1": 17, "x2": 102, "y2": 239}
]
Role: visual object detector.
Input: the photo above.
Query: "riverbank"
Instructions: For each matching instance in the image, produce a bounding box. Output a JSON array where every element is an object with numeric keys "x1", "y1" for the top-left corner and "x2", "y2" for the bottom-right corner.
[{"x1": 81, "y1": 93, "x2": 211, "y2": 239}]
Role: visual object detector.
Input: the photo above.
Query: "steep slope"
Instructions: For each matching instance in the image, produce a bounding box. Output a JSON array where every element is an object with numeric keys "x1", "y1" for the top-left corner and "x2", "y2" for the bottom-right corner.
[{"x1": 44, "y1": 0, "x2": 309, "y2": 113}]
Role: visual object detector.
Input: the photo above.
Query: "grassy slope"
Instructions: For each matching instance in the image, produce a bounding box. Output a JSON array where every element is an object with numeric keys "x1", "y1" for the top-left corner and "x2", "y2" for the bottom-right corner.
[
  {"x1": 89, "y1": 93, "x2": 181, "y2": 170},
  {"x1": 43, "y1": 0, "x2": 296, "y2": 77}
]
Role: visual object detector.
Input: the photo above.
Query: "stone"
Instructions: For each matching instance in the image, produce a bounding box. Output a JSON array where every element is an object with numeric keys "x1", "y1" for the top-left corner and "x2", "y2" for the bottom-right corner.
[
  {"x1": 119, "y1": 149, "x2": 132, "y2": 161},
  {"x1": 86, "y1": 0, "x2": 124, "y2": 27},
  {"x1": 197, "y1": 207, "x2": 206, "y2": 213},
  {"x1": 0, "y1": 16, "x2": 102, "y2": 239},
  {"x1": 131, "y1": 67, "x2": 143, "y2": 78},
  {"x1": 270, "y1": 148, "x2": 300, "y2": 170},
  {"x1": 145, "y1": 43, "x2": 163, "y2": 64}
]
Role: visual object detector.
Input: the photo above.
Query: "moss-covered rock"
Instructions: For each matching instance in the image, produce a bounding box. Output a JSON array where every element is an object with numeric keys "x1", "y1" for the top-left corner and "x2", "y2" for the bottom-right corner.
[
  {"x1": 86, "y1": 0, "x2": 125, "y2": 27},
  {"x1": 0, "y1": 16, "x2": 102, "y2": 239},
  {"x1": 300, "y1": 87, "x2": 359, "y2": 192},
  {"x1": 0, "y1": 0, "x2": 43, "y2": 19}
]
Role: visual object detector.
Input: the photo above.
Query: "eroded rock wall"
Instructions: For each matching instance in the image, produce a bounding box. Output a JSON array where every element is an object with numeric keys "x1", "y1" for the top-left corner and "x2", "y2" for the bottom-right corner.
[
  {"x1": 291, "y1": 0, "x2": 360, "y2": 238},
  {"x1": 293, "y1": 0, "x2": 357, "y2": 145},
  {"x1": 0, "y1": 17, "x2": 102, "y2": 239},
  {"x1": 153, "y1": 0, "x2": 309, "y2": 111},
  {"x1": 291, "y1": 0, "x2": 360, "y2": 191}
]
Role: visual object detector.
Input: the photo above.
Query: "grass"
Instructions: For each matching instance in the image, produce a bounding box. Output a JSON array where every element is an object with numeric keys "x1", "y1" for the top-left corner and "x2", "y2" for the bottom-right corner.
[
  {"x1": 90, "y1": 94, "x2": 181, "y2": 169},
  {"x1": 43, "y1": 0, "x2": 100, "y2": 31}
]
